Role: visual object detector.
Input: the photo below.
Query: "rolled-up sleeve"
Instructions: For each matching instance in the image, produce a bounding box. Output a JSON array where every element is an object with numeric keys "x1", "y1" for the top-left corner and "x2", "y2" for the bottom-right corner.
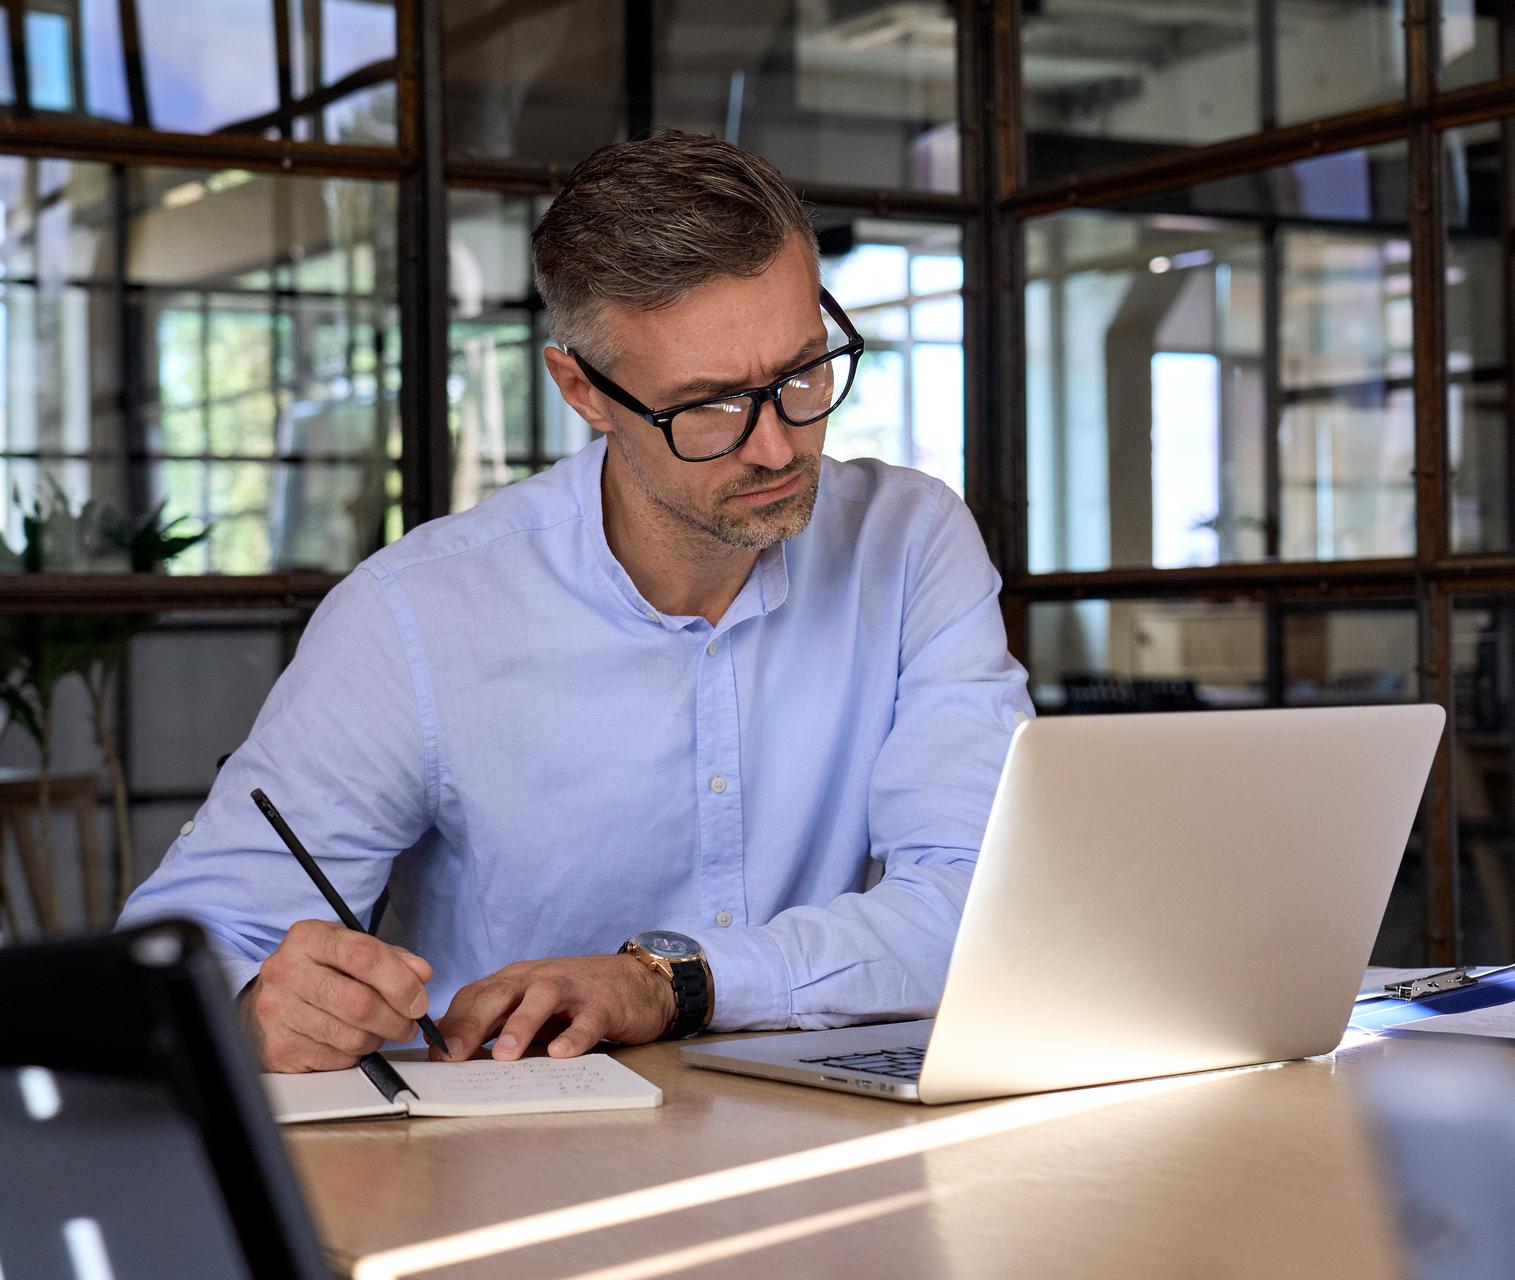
[
  {"x1": 117, "y1": 565, "x2": 433, "y2": 991},
  {"x1": 695, "y1": 488, "x2": 1032, "y2": 1030}
]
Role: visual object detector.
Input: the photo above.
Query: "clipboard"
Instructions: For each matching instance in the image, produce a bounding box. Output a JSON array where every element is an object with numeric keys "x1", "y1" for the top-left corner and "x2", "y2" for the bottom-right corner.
[{"x1": 1351, "y1": 964, "x2": 1515, "y2": 1034}]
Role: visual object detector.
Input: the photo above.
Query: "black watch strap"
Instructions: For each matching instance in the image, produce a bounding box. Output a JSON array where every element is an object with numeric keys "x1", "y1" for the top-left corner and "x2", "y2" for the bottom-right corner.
[{"x1": 666, "y1": 959, "x2": 710, "y2": 1040}]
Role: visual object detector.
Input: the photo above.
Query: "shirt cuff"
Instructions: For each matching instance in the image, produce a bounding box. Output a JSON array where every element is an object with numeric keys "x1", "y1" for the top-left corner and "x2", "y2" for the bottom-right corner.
[
  {"x1": 221, "y1": 951, "x2": 264, "y2": 1001},
  {"x1": 689, "y1": 924, "x2": 793, "y2": 1031},
  {"x1": 117, "y1": 903, "x2": 267, "y2": 999}
]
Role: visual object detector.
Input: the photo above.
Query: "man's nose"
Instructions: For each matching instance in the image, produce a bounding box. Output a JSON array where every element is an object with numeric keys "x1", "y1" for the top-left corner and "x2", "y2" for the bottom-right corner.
[{"x1": 736, "y1": 398, "x2": 796, "y2": 471}]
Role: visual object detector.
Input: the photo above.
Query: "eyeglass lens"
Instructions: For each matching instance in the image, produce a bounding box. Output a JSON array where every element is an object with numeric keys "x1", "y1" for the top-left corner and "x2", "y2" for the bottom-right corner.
[{"x1": 669, "y1": 351, "x2": 853, "y2": 461}]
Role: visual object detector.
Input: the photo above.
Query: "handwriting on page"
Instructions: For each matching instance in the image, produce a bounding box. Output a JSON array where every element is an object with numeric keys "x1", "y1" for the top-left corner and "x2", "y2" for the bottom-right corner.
[{"x1": 407, "y1": 1057, "x2": 635, "y2": 1100}]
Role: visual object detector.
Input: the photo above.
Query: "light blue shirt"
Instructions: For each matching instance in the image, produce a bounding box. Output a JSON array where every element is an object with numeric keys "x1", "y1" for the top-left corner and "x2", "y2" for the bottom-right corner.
[{"x1": 121, "y1": 438, "x2": 1033, "y2": 1035}]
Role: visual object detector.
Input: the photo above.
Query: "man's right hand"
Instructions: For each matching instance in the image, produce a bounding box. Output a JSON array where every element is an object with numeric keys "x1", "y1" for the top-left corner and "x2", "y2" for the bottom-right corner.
[{"x1": 242, "y1": 919, "x2": 434, "y2": 1073}]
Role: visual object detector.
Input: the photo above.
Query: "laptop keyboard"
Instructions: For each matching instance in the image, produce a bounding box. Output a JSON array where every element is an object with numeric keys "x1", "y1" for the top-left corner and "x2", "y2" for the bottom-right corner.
[{"x1": 796, "y1": 1044, "x2": 926, "y2": 1081}]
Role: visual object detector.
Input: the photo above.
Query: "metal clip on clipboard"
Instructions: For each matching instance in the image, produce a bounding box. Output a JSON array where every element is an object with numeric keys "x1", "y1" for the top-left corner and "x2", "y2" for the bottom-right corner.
[{"x1": 1383, "y1": 967, "x2": 1479, "y2": 1000}]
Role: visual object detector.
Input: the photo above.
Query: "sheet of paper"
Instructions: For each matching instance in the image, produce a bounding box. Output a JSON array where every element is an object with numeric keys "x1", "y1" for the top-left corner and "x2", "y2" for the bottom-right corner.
[
  {"x1": 395, "y1": 1054, "x2": 662, "y2": 1117},
  {"x1": 1398, "y1": 1005, "x2": 1515, "y2": 1040},
  {"x1": 263, "y1": 1067, "x2": 407, "y2": 1125}
]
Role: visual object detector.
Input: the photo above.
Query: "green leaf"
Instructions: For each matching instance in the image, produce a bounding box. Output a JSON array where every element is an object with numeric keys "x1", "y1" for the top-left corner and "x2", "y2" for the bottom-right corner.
[{"x1": 0, "y1": 676, "x2": 43, "y2": 746}]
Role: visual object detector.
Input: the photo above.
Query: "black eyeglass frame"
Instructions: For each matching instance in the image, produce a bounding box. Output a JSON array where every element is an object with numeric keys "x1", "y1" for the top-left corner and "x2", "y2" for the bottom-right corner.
[{"x1": 570, "y1": 287, "x2": 866, "y2": 462}]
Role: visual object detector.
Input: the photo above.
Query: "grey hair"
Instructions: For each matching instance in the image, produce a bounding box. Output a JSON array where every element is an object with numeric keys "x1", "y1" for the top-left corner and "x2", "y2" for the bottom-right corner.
[{"x1": 531, "y1": 129, "x2": 820, "y2": 368}]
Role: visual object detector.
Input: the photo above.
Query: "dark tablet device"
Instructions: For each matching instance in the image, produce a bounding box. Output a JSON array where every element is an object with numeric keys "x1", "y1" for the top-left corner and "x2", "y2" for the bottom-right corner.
[{"x1": 0, "y1": 919, "x2": 331, "y2": 1280}]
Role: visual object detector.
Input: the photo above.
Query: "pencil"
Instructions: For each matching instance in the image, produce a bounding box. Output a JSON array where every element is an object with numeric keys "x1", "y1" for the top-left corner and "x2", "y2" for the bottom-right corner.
[{"x1": 251, "y1": 787, "x2": 448, "y2": 1056}]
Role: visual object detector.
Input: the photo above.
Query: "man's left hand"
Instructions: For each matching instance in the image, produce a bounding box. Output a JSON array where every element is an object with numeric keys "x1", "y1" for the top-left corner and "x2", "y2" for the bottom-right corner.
[{"x1": 432, "y1": 954, "x2": 677, "y2": 1061}]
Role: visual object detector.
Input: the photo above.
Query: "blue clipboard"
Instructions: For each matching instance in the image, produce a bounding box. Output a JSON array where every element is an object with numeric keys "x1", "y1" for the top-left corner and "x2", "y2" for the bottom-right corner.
[{"x1": 1351, "y1": 966, "x2": 1515, "y2": 1033}]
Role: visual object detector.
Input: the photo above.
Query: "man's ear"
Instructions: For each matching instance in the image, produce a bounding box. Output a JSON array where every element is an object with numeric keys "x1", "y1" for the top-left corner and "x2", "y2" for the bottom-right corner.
[{"x1": 544, "y1": 347, "x2": 617, "y2": 436}]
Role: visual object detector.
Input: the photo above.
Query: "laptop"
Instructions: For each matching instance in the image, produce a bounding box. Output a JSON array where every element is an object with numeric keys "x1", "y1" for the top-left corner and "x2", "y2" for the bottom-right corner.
[
  {"x1": 682, "y1": 705, "x2": 1445, "y2": 1105},
  {"x1": 0, "y1": 920, "x2": 333, "y2": 1279}
]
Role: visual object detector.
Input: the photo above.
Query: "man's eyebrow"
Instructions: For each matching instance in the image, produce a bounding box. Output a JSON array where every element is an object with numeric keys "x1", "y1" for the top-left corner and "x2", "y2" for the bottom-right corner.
[{"x1": 664, "y1": 335, "x2": 831, "y2": 404}]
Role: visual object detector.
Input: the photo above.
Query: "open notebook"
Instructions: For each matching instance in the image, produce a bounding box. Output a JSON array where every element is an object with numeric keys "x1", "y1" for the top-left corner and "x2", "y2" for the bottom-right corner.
[{"x1": 263, "y1": 1053, "x2": 662, "y2": 1124}]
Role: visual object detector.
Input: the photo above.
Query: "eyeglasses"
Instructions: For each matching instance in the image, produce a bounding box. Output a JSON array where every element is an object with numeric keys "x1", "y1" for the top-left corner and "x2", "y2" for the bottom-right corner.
[{"x1": 570, "y1": 288, "x2": 865, "y2": 463}]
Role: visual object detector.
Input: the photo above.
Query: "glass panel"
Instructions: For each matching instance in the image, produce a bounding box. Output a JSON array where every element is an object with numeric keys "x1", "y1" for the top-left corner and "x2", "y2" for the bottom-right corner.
[
  {"x1": 1272, "y1": 1, "x2": 1403, "y2": 127},
  {"x1": 26, "y1": 9, "x2": 75, "y2": 112},
  {"x1": 447, "y1": 191, "x2": 580, "y2": 513},
  {"x1": 654, "y1": 0, "x2": 959, "y2": 193},
  {"x1": 1025, "y1": 142, "x2": 1412, "y2": 573},
  {"x1": 11, "y1": 0, "x2": 403, "y2": 142},
  {"x1": 1453, "y1": 602, "x2": 1515, "y2": 961},
  {"x1": 1022, "y1": 1, "x2": 1402, "y2": 186},
  {"x1": 1026, "y1": 599, "x2": 1265, "y2": 713},
  {"x1": 821, "y1": 219, "x2": 964, "y2": 494},
  {"x1": 444, "y1": 0, "x2": 624, "y2": 166},
  {"x1": 0, "y1": 159, "x2": 401, "y2": 576},
  {"x1": 1281, "y1": 605, "x2": 1417, "y2": 705},
  {"x1": 1445, "y1": 120, "x2": 1512, "y2": 553},
  {"x1": 317, "y1": 0, "x2": 400, "y2": 143},
  {"x1": 1278, "y1": 229, "x2": 1415, "y2": 562},
  {"x1": 0, "y1": 610, "x2": 305, "y2": 937},
  {"x1": 1441, "y1": 0, "x2": 1507, "y2": 94},
  {"x1": 446, "y1": 1, "x2": 959, "y2": 193},
  {"x1": 1022, "y1": 0, "x2": 1261, "y2": 187}
]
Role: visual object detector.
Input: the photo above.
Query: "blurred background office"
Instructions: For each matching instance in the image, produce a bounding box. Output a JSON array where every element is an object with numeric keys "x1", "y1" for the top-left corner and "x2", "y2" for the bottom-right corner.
[{"x1": 0, "y1": 0, "x2": 1509, "y2": 971}]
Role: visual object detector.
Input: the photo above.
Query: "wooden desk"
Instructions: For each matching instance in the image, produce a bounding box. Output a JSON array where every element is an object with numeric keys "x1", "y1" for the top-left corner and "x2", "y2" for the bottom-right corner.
[{"x1": 280, "y1": 1031, "x2": 1455, "y2": 1280}]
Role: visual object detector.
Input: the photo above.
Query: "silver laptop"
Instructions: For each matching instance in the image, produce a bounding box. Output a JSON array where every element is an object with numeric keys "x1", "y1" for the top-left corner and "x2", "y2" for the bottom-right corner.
[{"x1": 682, "y1": 705, "x2": 1445, "y2": 1104}]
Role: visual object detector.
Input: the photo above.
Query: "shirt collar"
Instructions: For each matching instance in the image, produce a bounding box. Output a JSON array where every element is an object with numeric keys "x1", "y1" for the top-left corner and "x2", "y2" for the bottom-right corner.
[{"x1": 577, "y1": 437, "x2": 791, "y2": 632}]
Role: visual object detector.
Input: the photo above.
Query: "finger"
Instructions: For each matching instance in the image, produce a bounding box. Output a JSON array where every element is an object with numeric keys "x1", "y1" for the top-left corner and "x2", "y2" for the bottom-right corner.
[
  {"x1": 395, "y1": 949, "x2": 434, "y2": 984},
  {"x1": 280, "y1": 991, "x2": 386, "y2": 1062},
  {"x1": 292, "y1": 920, "x2": 431, "y2": 1023},
  {"x1": 246, "y1": 968, "x2": 381, "y2": 1071},
  {"x1": 285, "y1": 962, "x2": 419, "y2": 1044},
  {"x1": 547, "y1": 1004, "x2": 611, "y2": 1059},
  {"x1": 257, "y1": 985, "x2": 383, "y2": 1072},
  {"x1": 493, "y1": 980, "x2": 569, "y2": 1061},
  {"x1": 302, "y1": 1039, "x2": 366, "y2": 1072},
  {"x1": 265, "y1": 1029, "x2": 368, "y2": 1074},
  {"x1": 437, "y1": 978, "x2": 527, "y2": 1061}
]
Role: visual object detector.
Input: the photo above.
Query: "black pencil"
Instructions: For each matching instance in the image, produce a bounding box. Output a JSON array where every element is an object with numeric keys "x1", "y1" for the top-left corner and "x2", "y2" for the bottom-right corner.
[{"x1": 251, "y1": 787, "x2": 448, "y2": 1056}]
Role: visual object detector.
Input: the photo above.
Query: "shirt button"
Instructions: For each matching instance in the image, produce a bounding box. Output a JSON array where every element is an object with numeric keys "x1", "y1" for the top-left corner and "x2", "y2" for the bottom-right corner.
[
  {"x1": 645, "y1": 608, "x2": 659, "y2": 622},
  {"x1": 706, "y1": 639, "x2": 719, "y2": 656},
  {"x1": 716, "y1": 910, "x2": 733, "y2": 927},
  {"x1": 179, "y1": 820, "x2": 195, "y2": 837},
  {"x1": 709, "y1": 775, "x2": 727, "y2": 794}
]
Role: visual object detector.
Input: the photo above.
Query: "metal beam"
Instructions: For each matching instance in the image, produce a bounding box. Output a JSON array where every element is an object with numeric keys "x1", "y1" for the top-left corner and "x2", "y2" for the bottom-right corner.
[
  {"x1": 961, "y1": 0, "x2": 1001, "y2": 570},
  {"x1": 396, "y1": 0, "x2": 451, "y2": 529},
  {"x1": 1408, "y1": 0, "x2": 1455, "y2": 963},
  {"x1": 0, "y1": 572, "x2": 340, "y2": 613},
  {"x1": 6, "y1": 3, "x2": 31, "y2": 119},
  {"x1": 624, "y1": 0, "x2": 653, "y2": 139},
  {"x1": 0, "y1": 117, "x2": 411, "y2": 177},
  {"x1": 1003, "y1": 555, "x2": 1515, "y2": 600},
  {"x1": 118, "y1": 0, "x2": 151, "y2": 127},
  {"x1": 272, "y1": 0, "x2": 295, "y2": 141}
]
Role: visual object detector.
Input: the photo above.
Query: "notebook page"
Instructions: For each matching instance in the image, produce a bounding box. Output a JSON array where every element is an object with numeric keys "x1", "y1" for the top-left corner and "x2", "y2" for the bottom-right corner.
[
  {"x1": 263, "y1": 1067, "x2": 410, "y2": 1125},
  {"x1": 394, "y1": 1054, "x2": 662, "y2": 1117}
]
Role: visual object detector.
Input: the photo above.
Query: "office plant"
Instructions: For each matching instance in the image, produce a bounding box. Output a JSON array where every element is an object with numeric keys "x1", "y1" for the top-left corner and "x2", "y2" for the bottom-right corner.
[{"x1": 0, "y1": 479, "x2": 206, "y2": 925}]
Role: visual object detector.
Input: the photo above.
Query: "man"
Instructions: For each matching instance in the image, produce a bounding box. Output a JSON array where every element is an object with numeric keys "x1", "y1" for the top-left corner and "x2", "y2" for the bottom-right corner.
[{"x1": 120, "y1": 130, "x2": 1033, "y2": 1073}]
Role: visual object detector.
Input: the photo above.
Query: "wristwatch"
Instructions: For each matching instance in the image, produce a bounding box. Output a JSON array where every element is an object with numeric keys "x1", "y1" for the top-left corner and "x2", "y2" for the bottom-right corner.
[{"x1": 619, "y1": 930, "x2": 714, "y2": 1040}]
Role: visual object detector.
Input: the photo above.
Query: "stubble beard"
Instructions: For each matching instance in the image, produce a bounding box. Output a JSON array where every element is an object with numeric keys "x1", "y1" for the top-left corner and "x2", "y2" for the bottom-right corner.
[{"x1": 619, "y1": 444, "x2": 822, "y2": 552}]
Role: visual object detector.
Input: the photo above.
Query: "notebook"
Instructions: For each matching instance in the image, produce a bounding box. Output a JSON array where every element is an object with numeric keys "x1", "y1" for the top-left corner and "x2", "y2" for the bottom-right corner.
[{"x1": 263, "y1": 1052, "x2": 662, "y2": 1124}]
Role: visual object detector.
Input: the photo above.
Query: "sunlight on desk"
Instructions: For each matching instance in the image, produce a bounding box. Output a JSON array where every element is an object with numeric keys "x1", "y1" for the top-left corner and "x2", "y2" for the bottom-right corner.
[
  {"x1": 345, "y1": 1058, "x2": 1281, "y2": 1280},
  {"x1": 269, "y1": 1030, "x2": 1466, "y2": 1280}
]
